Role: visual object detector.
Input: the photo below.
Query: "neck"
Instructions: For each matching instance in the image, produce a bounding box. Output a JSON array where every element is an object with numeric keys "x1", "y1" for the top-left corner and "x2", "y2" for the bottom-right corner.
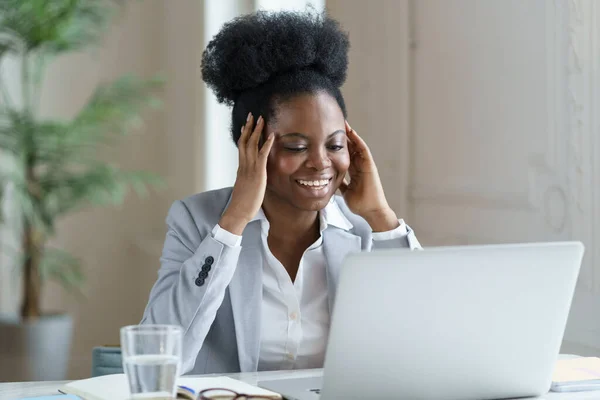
[{"x1": 262, "y1": 190, "x2": 320, "y2": 241}]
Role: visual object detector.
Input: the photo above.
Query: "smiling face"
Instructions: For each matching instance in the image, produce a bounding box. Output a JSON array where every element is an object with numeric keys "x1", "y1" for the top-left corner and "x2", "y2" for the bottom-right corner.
[{"x1": 264, "y1": 91, "x2": 350, "y2": 212}]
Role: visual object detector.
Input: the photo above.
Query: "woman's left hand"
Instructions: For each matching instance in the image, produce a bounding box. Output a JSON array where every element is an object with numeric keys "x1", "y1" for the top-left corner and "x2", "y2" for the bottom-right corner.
[{"x1": 339, "y1": 121, "x2": 400, "y2": 232}]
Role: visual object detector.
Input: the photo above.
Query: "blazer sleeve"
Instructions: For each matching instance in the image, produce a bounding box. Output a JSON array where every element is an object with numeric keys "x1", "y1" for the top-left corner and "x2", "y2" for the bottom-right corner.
[{"x1": 140, "y1": 200, "x2": 242, "y2": 373}]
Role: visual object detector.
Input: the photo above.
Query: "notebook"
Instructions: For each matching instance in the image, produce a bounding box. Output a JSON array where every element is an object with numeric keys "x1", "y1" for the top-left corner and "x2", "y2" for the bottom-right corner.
[
  {"x1": 551, "y1": 357, "x2": 600, "y2": 392},
  {"x1": 59, "y1": 374, "x2": 281, "y2": 400}
]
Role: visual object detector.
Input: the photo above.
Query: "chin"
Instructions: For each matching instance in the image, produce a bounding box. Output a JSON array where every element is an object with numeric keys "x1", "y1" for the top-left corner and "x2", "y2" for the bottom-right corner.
[
  {"x1": 291, "y1": 187, "x2": 339, "y2": 211},
  {"x1": 292, "y1": 197, "x2": 332, "y2": 212}
]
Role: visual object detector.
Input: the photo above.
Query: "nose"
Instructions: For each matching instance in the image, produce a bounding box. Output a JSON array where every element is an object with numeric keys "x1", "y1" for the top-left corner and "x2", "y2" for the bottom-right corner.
[{"x1": 305, "y1": 147, "x2": 332, "y2": 170}]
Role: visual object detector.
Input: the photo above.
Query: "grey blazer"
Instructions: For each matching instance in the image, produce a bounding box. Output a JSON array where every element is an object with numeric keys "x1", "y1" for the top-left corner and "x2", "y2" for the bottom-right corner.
[{"x1": 141, "y1": 187, "x2": 420, "y2": 374}]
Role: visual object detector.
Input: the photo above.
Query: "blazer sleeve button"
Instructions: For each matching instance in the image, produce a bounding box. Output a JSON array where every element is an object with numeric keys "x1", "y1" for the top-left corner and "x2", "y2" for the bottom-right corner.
[
  {"x1": 201, "y1": 264, "x2": 211, "y2": 272},
  {"x1": 195, "y1": 277, "x2": 205, "y2": 287},
  {"x1": 205, "y1": 256, "x2": 214, "y2": 265},
  {"x1": 199, "y1": 270, "x2": 209, "y2": 279}
]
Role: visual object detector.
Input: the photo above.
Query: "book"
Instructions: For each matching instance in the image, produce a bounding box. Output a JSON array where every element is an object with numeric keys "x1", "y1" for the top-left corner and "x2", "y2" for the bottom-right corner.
[
  {"x1": 59, "y1": 374, "x2": 281, "y2": 400},
  {"x1": 551, "y1": 357, "x2": 600, "y2": 393}
]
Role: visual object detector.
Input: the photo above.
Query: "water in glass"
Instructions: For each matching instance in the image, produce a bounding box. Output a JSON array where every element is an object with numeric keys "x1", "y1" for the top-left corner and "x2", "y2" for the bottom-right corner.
[{"x1": 123, "y1": 354, "x2": 179, "y2": 398}]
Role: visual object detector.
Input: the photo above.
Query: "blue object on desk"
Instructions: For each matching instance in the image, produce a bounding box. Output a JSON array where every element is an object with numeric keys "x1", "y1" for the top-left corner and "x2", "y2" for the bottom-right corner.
[{"x1": 91, "y1": 346, "x2": 123, "y2": 377}]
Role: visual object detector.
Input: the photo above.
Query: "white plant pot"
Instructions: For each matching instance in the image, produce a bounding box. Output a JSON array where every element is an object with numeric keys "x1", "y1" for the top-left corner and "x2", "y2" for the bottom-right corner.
[{"x1": 0, "y1": 313, "x2": 73, "y2": 382}]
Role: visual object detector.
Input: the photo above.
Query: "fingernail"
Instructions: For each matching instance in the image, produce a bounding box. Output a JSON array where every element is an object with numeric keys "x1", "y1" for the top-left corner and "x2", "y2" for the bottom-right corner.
[
  {"x1": 241, "y1": 126, "x2": 244, "y2": 133},
  {"x1": 269, "y1": 132, "x2": 275, "y2": 139},
  {"x1": 247, "y1": 112, "x2": 252, "y2": 122},
  {"x1": 257, "y1": 115, "x2": 263, "y2": 124}
]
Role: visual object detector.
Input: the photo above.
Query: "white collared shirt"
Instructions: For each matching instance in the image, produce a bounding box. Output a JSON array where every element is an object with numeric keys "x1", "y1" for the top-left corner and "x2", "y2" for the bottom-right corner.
[{"x1": 212, "y1": 199, "x2": 409, "y2": 371}]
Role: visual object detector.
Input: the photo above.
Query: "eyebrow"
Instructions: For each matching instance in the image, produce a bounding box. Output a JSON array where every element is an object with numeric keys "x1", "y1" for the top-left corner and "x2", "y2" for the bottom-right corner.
[{"x1": 279, "y1": 130, "x2": 345, "y2": 139}]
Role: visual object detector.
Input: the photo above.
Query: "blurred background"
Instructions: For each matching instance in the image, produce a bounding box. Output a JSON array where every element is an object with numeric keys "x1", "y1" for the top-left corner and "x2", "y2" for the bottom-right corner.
[{"x1": 0, "y1": 0, "x2": 599, "y2": 380}]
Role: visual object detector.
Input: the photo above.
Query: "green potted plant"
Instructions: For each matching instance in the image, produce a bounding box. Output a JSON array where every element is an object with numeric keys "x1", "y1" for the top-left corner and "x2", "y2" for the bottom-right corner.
[{"x1": 0, "y1": 0, "x2": 163, "y2": 381}]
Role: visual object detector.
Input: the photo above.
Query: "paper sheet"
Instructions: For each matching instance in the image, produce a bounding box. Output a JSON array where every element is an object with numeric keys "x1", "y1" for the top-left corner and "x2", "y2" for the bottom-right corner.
[{"x1": 552, "y1": 357, "x2": 600, "y2": 383}]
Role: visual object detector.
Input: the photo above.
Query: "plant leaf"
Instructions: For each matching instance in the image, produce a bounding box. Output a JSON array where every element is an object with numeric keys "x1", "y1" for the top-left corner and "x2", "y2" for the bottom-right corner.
[
  {"x1": 0, "y1": 110, "x2": 25, "y2": 157},
  {"x1": 122, "y1": 170, "x2": 166, "y2": 198},
  {"x1": 33, "y1": 75, "x2": 164, "y2": 171},
  {"x1": 0, "y1": 0, "x2": 124, "y2": 54},
  {"x1": 40, "y1": 163, "x2": 164, "y2": 218},
  {"x1": 69, "y1": 74, "x2": 164, "y2": 144},
  {"x1": 0, "y1": 127, "x2": 20, "y2": 155},
  {"x1": 0, "y1": 31, "x2": 26, "y2": 58},
  {"x1": 39, "y1": 247, "x2": 85, "y2": 296}
]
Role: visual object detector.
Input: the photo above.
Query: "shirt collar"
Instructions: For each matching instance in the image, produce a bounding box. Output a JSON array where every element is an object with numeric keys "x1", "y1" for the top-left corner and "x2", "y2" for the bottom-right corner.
[{"x1": 250, "y1": 197, "x2": 353, "y2": 232}]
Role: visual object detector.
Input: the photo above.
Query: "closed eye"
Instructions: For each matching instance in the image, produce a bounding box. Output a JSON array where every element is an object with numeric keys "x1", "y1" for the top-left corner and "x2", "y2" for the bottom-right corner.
[
  {"x1": 284, "y1": 147, "x2": 307, "y2": 152},
  {"x1": 327, "y1": 145, "x2": 344, "y2": 151}
]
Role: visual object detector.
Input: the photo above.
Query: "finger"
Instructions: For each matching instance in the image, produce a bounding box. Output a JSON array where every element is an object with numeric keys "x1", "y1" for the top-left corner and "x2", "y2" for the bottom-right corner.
[
  {"x1": 238, "y1": 127, "x2": 247, "y2": 164},
  {"x1": 345, "y1": 120, "x2": 358, "y2": 152},
  {"x1": 346, "y1": 125, "x2": 373, "y2": 160},
  {"x1": 345, "y1": 120, "x2": 353, "y2": 135},
  {"x1": 346, "y1": 134, "x2": 356, "y2": 155},
  {"x1": 247, "y1": 115, "x2": 264, "y2": 157},
  {"x1": 258, "y1": 132, "x2": 275, "y2": 161},
  {"x1": 239, "y1": 112, "x2": 253, "y2": 148},
  {"x1": 238, "y1": 113, "x2": 254, "y2": 164}
]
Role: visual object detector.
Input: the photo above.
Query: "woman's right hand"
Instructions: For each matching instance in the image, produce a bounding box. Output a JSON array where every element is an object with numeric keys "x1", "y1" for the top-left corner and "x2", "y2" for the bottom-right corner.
[{"x1": 219, "y1": 113, "x2": 275, "y2": 235}]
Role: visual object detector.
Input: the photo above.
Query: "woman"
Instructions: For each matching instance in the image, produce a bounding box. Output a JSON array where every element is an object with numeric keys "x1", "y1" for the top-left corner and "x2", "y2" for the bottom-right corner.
[{"x1": 141, "y1": 10, "x2": 420, "y2": 375}]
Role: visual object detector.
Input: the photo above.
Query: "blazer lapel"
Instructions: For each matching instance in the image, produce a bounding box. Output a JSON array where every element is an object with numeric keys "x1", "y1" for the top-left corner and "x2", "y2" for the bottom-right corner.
[
  {"x1": 323, "y1": 228, "x2": 362, "y2": 314},
  {"x1": 228, "y1": 220, "x2": 263, "y2": 372}
]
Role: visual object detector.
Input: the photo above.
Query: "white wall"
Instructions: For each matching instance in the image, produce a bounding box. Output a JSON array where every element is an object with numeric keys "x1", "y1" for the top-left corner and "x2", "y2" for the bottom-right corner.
[
  {"x1": 203, "y1": 0, "x2": 253, "y2": 191},
  {"x1": 328, "y1": 0, "x2": 600, "y2": 356},
  {"x1": 256, "y1": 0, "x2": 324, "y2": 12}
]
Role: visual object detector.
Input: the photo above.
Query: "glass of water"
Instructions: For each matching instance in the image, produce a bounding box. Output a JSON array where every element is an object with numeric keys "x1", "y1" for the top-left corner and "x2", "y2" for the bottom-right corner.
[{"x1": 120, "y1": 324, "x2": 183, "y2": 399}]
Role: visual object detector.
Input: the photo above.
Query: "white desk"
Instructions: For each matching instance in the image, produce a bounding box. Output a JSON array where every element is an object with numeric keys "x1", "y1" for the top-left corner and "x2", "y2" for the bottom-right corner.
[
  {"x1": 0, "y1": 362, "x2": 598, "y2": 400},
  {"x1": 2, "y1": 369, "x2": 322, "y2": 399}
]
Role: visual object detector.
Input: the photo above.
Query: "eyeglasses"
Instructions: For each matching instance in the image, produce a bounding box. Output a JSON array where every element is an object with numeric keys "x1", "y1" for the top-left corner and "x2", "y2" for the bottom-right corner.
[{"x1": 199, "y1": 388, "x2": 278, "y2": 400}]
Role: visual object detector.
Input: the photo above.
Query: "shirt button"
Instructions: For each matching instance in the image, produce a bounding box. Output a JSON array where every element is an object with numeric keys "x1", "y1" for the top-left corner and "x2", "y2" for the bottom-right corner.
[
  {"x1": 286, "y1": 353, "x2": 295, "y2": 360},
  {"x1": 289, "y1": 312, "x2": 298, "y2": 321}
]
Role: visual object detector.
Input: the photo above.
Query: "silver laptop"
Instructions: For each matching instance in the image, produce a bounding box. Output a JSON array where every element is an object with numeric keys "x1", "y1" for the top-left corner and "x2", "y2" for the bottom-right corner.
[{"x1": 258, "y1": 241, "x2": 584, "y2": 400}]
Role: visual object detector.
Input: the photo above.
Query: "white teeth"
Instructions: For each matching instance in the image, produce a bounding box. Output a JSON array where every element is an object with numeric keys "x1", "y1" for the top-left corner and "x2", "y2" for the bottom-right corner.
[{"x1": 298, "y1": 179, "x2": 330, "y2": 187}]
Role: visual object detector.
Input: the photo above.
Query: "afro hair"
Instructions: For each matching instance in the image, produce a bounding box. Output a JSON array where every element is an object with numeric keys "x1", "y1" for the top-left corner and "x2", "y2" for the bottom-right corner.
[{"x1": 201, "y1": 9, "x2": 350, "y2": 145}]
